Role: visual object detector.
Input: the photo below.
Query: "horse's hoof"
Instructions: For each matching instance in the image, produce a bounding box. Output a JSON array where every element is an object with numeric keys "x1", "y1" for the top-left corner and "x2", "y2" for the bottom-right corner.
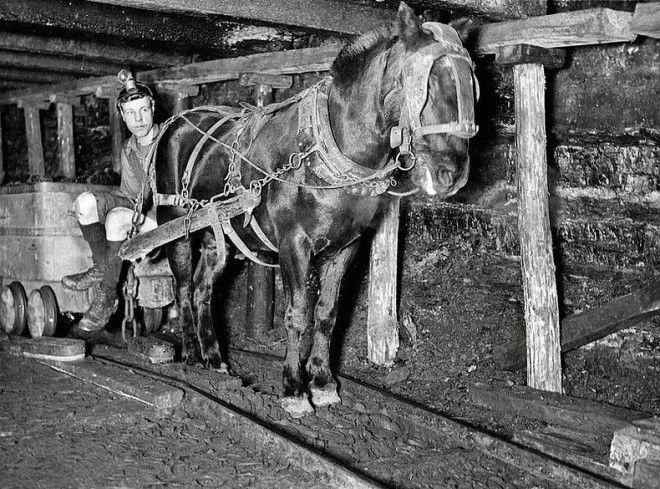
[
  {"x1": 212, "y1": 362, "x2": 229, "y2": 374},
  {"x1": 310, "y1": 385, "x2": 341, "y2": 407},
  {"x1": 280, "y1": 396, "x2": 314, "y2": 418}
]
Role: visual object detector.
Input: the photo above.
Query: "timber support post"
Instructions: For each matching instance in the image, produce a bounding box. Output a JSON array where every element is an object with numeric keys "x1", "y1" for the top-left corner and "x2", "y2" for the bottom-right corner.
[
  {"x1": 107, "y1": 92, "x2": 124, "y2": 174},
  {"x1": 367, "y1": 197, "x2": 401, "y2": 366},
  {"x1": 0, "y1": 105, "x2": 4, "y2": 184},
  {"x1": 239, "y1": 72, "x2": 292, "y2": 339},
  {"x1": 156, "y1": 84, "x2": 199, "y2": 116},
  {"x1": 496, "y1": 44, "x2": 565, "y2": 392},
  {"x1": 55, "y1": 100, "x2": 76, "y2": 179},
  {"x1": 18, "y1": 100, "x2": 49, "y2": 179}
]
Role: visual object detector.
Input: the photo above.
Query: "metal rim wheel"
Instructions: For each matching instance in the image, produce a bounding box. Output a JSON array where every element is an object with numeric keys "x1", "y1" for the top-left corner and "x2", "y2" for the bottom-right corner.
[
  {"x1": 0, "y1": 282, "x2": 27, "y2": 335},
  {"x1": 27, "y1": 286, "x2": 59, "y2": 338},
  {"x1": 142, "y1": 307, "x2": 164, "y2": 335}
]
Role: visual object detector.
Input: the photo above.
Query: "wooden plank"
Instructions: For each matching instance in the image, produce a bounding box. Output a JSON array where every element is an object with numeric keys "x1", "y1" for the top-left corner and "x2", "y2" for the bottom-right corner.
[
  {"x1": 23, "y1": 105, "x2": 46, "y2": 178},
  {"x1": 631, "y1": 2, "x2": 660, "y2": 39},
  {"x1": 494, "y1": 278, "x2": 660, "y2": 371},
  {"x1": 0, "y1": 45, "x2": 340, "y2": 104},
  {"x1": 494, "y1": 44, "x2": 565, "y2": 69},
  {"x1": 514, "y1": 62, "x2": 561, "y2": 392},
  {"x1": 140, "y1": 44, "x2": 340, "y2": 87},
  {"x1": 477, "y1": 8, "x2": 636, "y2": 54},
  {"x1": 239, "y1": 72, "x2": 293, "y2": 89},
  {"x1": 1, "y1": 337, "x2": 86, "y2": 362},
  {"x1": 47, "y1": 357, "x2": 184, "y2": 409},
  {"x1": 56, "y1": 103, "x2": 75, "y2": 179},
  {"x1": 82, "y1": 0, "x2": 393, "y2": 35},
  {"x1": 0, "y1": 50, "x2": 124, "y2": 76},
  {"x1": 513, "y1": 429, "x2": 632, "y2": 486},
  {"x1": 0, "y1": 31, "x2": 194, "y2": 67},
  {"x1": 469, "y1": 383, "x2": 648, "y2": 437},
  {"x1": 610, "y1": 419, "x2": 660, "y2": 484},
  {"x1": 367, "y1": 197, "x2": 400, "y2": 366}
]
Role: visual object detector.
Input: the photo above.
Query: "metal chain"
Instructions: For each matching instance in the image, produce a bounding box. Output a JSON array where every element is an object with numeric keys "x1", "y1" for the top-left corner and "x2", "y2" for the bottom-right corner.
[{"x1": 121, "y1": 264, "x2": 138, "y2": 343}]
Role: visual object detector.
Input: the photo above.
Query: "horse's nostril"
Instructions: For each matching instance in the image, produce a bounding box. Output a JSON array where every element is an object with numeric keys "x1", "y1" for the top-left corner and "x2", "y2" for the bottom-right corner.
[{"x1": 437, "y1": 168, "x2": 454, "y2": 190}]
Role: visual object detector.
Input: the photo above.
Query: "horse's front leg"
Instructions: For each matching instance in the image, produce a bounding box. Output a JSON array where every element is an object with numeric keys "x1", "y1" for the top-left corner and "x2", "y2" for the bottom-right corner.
[
  {"x1": 192, "y1": 231, "x2": 228, "y2": 371},
  {"x1": 278, "y1": 234, "x2": 315, "y2": 418},
  {"x1": 307, "y1": 243, "x2": 358, "y2": 408},
  {"x1": 165, "y1": 235, "x2": 201, "y2": 365}
]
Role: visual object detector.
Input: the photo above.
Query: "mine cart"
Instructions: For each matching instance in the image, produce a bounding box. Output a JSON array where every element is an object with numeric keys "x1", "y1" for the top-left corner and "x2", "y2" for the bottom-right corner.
[{"x1": 0, "y1": 182, "x2": 174, "y2": 337}]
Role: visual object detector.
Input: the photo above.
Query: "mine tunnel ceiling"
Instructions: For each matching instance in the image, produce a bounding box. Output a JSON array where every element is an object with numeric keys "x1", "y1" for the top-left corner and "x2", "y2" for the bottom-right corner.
[{"x1": 0, "y1": 0, "x2": 552, "y2": 94}]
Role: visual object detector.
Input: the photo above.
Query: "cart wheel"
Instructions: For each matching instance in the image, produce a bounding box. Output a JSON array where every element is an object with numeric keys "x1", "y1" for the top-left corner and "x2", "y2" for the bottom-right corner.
[
  {"x1": 27, "y1": 286, "x2": 59, "y2": 338},
  {"x1": 142, "y1": 307, "x2": 164, "y2": 334},
  {"x1": 0, "y1": 282, "x2": 28, "y2": 335}
]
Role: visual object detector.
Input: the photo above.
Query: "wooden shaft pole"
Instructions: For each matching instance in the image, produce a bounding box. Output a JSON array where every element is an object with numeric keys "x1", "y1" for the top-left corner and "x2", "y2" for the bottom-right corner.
[
  {"x1": 245, "y1": 82, "x2": 275, "y2": 339},
  {"x1": 367, "y1": 197, "x2": 400, "y2": 366},
  {"x1": 109, "y1": 95, "x2": 124, "y2": 173},
  {"x1": 56, "y1": 102, "x2": 75, "y2": 178},
  {"x1": 514, "y1": 63, "x2": 562, "y2": 393},
  {"x1": 23, "y1": 105, "x2": 45, "y2": 177}
]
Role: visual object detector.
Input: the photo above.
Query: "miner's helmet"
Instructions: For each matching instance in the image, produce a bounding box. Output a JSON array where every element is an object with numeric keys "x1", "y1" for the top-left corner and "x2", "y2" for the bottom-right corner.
[{"x1": 116, "y1": 69, "x2": 154, "y2": 112}]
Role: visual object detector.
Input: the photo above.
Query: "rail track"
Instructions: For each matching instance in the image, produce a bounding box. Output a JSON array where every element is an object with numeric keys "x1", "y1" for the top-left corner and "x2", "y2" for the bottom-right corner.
[{"x1": 89, "y1": 343, "x2": 623, "y2": 489}]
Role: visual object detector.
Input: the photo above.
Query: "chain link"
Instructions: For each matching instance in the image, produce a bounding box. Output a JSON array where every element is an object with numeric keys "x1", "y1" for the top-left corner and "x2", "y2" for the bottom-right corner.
[{"x1": 121, "y1": 264, "x2": 138, "y2": 343}]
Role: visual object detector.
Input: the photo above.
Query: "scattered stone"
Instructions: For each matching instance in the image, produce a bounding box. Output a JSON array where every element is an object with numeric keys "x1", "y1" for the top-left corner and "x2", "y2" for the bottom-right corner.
[{"x1": 383, "y1": 367, "x2": 411, "y2": 386}]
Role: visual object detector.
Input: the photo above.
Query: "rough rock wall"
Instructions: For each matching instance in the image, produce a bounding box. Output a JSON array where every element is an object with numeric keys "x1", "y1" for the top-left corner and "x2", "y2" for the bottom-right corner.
[{"x1": 404, "y1": 32, "x2": 659, "y2": 377}]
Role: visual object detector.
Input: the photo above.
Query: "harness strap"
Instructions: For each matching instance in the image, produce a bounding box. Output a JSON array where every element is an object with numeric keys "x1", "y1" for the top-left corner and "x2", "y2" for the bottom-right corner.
[
  {"x1": 221, "y1": 220, "x2": 279, "y2": 268},
  {"x1": 181, "y1": 112, "x2": 241, "y2": 187},
  {"x1": 413, "y1": 121, "x2": 478, "y2": 139},
  {"x1": 249, "y1": 218, "x2": 278, "y2": 252},
  {"x1": 207, "y1": 205, "x2": 228, "y2": 261}
]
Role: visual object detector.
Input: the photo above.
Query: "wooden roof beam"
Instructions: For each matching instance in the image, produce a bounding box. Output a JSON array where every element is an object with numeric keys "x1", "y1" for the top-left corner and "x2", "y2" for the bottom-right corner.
[
  {"x1": 0, "y1": 31, "x2": 195, "y2": 68},
  {"x1": 0, "y1": 44, "x2": 341, "y2": 104},
  {"x1": 631, "y1": 2, "x2": 660, "y2": 39},
  {"x1": 0, "y1": 68, "x2": 77, "y2": 85},
  {"x1": 476, "y1": 7, "x2": 636, "y2": 54},
  {"x1": 0, "y1": 0, "x2": 296, "y2": 53},
  {"x1": 0, "y1": 51, "x2": 126, "y2": 76},
  {"x1": 0, "y1": 7, "x2": 644, "y2": 103}
]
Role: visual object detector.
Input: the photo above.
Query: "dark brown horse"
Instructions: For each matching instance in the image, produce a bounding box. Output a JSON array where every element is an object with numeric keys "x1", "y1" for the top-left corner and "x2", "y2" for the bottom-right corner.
[{"x1": 153, "y1": 3, "x2": 478, "y2": 417}]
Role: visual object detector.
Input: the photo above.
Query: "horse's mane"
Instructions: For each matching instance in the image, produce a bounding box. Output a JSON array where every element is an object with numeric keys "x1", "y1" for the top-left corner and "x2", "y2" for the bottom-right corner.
[{"x1": 331, "y1": 25, "x2": 397, "y2": 88}]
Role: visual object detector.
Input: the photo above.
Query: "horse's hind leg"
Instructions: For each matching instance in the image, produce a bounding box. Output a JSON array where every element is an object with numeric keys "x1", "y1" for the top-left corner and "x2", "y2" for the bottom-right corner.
[
  {"x1": 165, "y1": 236, "x2": 202, "y2": 365},
  {"x1": 307, "y1": 243, "x2": 358, "y2": 408},
  {"x1": 192, "y1": 231, "x2": 227, "y2": 371},
  {"x1": 278, "y1": 235, "x2": 315, "y2": 418}
]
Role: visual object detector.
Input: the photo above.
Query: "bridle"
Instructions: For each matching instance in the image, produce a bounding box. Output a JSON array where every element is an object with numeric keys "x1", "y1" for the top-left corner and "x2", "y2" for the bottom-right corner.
[{"x1": 389, "y1": 22, "x2": 479, "y2": 159}]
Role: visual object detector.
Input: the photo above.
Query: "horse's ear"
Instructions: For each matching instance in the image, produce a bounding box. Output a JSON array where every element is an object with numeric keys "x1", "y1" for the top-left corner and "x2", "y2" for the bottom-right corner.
[
  {"x1": 397, "y1": 2, "x2": 423, "y2": 45},
  {"x1": 448, "y1": 17, "x2": 478, "y2": 46}
]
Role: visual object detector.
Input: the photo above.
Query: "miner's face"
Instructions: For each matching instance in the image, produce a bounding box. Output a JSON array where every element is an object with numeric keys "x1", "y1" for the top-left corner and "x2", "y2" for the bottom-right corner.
[{"x1": 120, "y1": 97, "x2": 155, "y2": 138}]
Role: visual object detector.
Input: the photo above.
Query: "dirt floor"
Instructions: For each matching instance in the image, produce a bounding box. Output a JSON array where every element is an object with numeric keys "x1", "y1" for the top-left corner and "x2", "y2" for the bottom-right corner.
[
  {"x1": 2, "y1": 235, "x2": 658, "y2": 488},
  {"x1": 0, "y1": 351, "x2": 339, "y2": 489},
  {"x1": 230, "y1": 233, "x2": 660, "y2": 437}
]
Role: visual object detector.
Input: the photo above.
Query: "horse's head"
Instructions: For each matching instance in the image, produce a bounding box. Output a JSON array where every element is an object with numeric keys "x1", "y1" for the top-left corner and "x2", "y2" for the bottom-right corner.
[{"x1": 389, "y1": 3, "x2": 478, "y2": 198}]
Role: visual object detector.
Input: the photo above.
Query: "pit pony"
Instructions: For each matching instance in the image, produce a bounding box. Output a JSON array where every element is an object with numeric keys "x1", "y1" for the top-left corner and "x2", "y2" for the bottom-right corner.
[{"x1": 151, "y1": 2, "x2": 478, "y2": 417}]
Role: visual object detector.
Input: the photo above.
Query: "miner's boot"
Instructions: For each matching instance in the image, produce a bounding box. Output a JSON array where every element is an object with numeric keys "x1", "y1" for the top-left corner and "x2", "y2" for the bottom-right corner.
[
  {"x1": 77, "y1": 240, "x2": 123, "y2": 332},
  {"x1": 62, "y1": 222, "x2": 108, "y2": 291}
]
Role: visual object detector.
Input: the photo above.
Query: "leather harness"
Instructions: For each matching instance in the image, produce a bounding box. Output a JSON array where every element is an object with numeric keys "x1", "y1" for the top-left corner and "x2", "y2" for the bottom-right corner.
[{"x1": 134, "y1": 22, "x2": 478, "y2": 267}]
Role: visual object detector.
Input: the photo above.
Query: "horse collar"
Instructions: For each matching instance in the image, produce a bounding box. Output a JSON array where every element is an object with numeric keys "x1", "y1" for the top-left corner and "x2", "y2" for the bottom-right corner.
[{"x1": 297, "y1": 79, "x2": 394, "y2": 196}]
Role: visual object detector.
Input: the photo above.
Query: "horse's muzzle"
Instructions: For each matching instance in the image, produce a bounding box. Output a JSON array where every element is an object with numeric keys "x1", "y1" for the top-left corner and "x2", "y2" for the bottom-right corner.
[{"x1": 413, "y1": 156, "x2": 468, "y2": 197}]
